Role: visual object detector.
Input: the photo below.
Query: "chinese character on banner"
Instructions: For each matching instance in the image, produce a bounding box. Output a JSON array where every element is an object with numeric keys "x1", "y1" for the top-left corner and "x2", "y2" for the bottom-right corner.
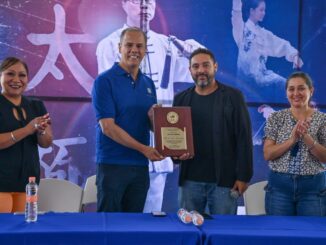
[
  {"x1": 39, "y1": 137, "x2": 87, "y2": 185},
  {"x1": 26, "y1": 4, "x2": 95, "y2": 95}
]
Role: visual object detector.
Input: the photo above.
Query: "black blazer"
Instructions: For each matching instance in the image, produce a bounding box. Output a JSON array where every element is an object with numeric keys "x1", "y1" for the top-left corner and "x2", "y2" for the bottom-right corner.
[{"x1": 173, "y1": 82, "x2": 253, "y2": 187}]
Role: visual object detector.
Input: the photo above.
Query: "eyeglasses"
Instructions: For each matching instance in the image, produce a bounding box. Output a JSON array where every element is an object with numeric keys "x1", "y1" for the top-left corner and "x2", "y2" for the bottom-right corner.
[{"x1": 127, "y1": 0, "x2": 156, "y2": 4}]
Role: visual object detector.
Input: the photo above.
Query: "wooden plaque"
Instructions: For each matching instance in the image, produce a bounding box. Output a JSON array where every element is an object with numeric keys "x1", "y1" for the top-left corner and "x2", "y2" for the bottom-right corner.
[{"x1": 153, "y1": 107, "x2": 194, "y2": 157}]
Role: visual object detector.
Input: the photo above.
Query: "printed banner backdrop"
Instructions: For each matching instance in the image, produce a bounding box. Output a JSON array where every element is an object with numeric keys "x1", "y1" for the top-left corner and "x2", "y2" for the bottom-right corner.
[{"x1": 0, "y1": 0, "x2": 325, "y2": 212}]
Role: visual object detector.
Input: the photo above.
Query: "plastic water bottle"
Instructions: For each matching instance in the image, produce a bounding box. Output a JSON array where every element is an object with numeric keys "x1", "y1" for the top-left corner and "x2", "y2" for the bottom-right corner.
[
  {"x1": 25, "y1": 176, "x2": 38, "y2": 222},
  {"x1": 177, "y1": 208, "x2": 192, "y2": 224},
  {"x1": 190, "y1": 211, "x2": 204, "y2": 226}
]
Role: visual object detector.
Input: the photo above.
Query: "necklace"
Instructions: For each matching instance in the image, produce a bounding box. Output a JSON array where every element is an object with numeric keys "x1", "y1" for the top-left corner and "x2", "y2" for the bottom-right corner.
[{"x1": 290, "y1": 107, "x2": 314, "y2": 121}]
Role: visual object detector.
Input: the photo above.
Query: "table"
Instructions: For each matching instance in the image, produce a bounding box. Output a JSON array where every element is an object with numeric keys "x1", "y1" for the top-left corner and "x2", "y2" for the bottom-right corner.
[
  {"x1": 0, "y1": 213, "x2": 202, "y2": 245},
  {"x1": 200, "y1": 215, "x2": 326, "y2": 245},
  {"x1": 1, "y1": 213, "x2": 325, "y2": 245}
]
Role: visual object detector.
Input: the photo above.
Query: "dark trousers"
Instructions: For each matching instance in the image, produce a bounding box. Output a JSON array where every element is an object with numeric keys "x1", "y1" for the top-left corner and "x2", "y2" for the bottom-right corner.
[{"x1": 96, "y1": 164, "x2": 149, "y2": 212}]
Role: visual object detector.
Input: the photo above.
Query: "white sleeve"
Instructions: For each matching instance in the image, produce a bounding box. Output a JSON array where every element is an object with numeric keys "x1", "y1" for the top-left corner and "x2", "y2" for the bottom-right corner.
[
  {"x1": 169, "y1": 38, "x2": 204, "y2": 83},
  {"x1": 181, "y1": 39, "x2": 205, "y2": 55},
  {"x1": 231, "y1": 0, "x2": 244, "y2": 47},
  {"x1": 263, "y1": 28, "x2": 299, "y2": 62},
  {"x1": 172, "y1": 56, "x2": 193, "y2": 83},
  {"x1": 168, "y1": 36, "x2": 205, "y2": 58},
  {"x1": 96, "y1": 38, "x2": 119, "y2": 74}
]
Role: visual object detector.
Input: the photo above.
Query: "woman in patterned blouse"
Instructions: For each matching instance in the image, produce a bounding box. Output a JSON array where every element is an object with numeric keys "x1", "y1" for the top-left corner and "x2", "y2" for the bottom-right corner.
[{"x1": 263, "y1": 72, "x2": 326, "y2": 216}]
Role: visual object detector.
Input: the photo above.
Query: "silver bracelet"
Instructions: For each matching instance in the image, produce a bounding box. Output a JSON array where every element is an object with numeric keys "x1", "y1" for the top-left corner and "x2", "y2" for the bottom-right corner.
[
  {"x1": 10, "y1": 132, "x2": 17, "y2": 142},
  {"x1": 307, "y1": 140, "x2": 317, "y2": 151}
]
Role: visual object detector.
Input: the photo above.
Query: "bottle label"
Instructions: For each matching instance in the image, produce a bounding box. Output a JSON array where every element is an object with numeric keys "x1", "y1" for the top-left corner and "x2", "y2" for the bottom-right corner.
[{"x1": 26, "y1": 195, "x2": 38, "y2": 203}]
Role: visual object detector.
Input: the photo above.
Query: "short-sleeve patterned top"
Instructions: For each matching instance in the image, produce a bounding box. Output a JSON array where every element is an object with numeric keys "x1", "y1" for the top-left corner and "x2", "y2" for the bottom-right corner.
[{"x1": 264, "y1": 108, "x2": 326, "y2": 175}]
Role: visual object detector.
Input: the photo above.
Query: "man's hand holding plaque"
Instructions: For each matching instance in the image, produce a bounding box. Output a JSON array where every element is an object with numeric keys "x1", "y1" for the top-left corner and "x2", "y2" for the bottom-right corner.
[{"x1": 153, "y1": 107, "x2": 194, "y2": 157}]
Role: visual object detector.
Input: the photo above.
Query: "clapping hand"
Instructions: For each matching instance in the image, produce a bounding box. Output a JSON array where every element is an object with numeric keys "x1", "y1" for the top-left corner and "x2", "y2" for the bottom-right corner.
[
  {"x1": 30, "y1": 113, "x2": 51, "y2": 135},
  {"x1": 291, "y1": 118, "x2": 311, "y2": 141},
  {"x1": 297, "y1": 118, "x2": 311, "y2": 137}
]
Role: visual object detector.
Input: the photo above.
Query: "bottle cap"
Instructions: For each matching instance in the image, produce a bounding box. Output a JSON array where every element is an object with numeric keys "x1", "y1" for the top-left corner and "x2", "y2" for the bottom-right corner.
[
  {"x1": 177, "y1": 208, "x2": 192, "y2": 223},
  {"x1": 190, "y1": 210, "x2": 204, "y2": 226},
  {"x1": 29, "y1": 177, "x2": 36, "y2": 182}
]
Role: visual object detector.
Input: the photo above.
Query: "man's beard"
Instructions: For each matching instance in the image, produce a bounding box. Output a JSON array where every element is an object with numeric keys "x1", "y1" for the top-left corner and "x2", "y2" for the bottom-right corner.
[{"x1": 194, "y1": 74, "x2": 211, "y2": 88}]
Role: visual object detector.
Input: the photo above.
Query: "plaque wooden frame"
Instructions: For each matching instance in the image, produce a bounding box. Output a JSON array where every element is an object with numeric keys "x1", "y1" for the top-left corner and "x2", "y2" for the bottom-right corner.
[{"x1": 153, "y1": 107, "x2": 194, "y2": 157}]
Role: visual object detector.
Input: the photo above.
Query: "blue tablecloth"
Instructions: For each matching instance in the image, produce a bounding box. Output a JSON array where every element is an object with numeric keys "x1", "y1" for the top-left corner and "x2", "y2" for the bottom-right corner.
[
  {"x1": 0, "y1": 213, "x2": 201, "y2": 245},
  {"x1": 1, "y1": 213, "x2": 325, "y2": 245},
  {"x1": 200, "y1": 215, "x2": 326, "y2": 245}
]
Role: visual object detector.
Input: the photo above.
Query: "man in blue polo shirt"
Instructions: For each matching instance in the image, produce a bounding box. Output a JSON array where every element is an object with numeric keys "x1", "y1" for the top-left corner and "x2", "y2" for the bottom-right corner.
[{"x1": 92, "y1": 27, "x2": 164, "y2": 212}]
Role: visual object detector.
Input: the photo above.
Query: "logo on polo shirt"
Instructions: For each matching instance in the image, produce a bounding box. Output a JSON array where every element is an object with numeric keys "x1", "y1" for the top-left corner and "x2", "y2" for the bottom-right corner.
[{"x1": 147, "y1": 88, "x2": 152, "y2": 94}]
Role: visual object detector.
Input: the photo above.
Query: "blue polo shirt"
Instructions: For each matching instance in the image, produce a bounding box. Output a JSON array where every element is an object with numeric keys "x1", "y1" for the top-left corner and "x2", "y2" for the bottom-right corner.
[{"x1": 92, "y1": 63, "x2": 157, "y2": 166}]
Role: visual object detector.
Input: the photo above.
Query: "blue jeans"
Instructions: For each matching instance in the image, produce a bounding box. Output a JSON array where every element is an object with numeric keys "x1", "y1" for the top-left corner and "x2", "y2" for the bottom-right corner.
[
  {"x1": 265, "y1": 171, "x2": 326, "y2": 216},
  {"x1": 96, "y1": 164, "x2": 149, "y2": 212},
  {"x1": 179, "y1": 180, "x2": 237, "y2": 215}
]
